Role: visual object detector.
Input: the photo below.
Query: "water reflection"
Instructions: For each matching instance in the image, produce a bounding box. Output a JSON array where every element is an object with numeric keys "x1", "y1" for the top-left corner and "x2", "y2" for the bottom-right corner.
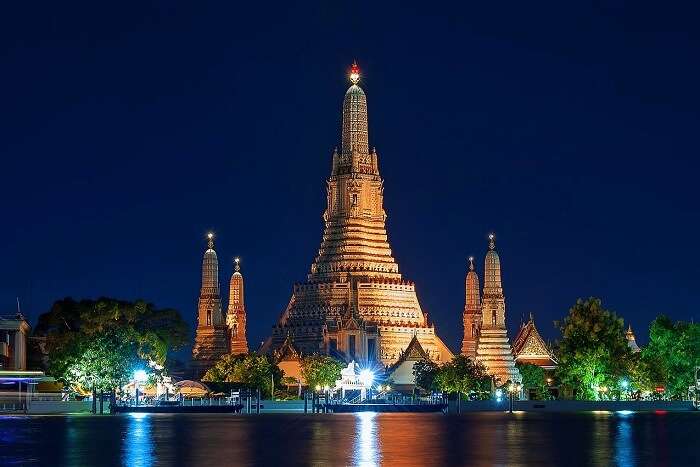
[
  {"x1": 353, "y1": 412, "x2": 379, "y2": 466},
  {"x1": 123, "y1": 413, "x2": 154, "y2": 467},
  {"x1": 1, "y1": 412, "x2": 697, "y2": 466},
  {"x1": 614, "y1": 413, "x2": 634, "y2": 467}
]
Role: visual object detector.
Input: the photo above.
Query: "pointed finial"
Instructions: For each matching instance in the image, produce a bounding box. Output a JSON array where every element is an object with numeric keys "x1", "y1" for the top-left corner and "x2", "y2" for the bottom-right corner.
[
  {"x1": 468, "y1": 256, "x2": 475, "y2": 271},
  {"x1": 349, "y1": 60, "x2": 360, "y2": 84},
  {"x1": 234, "y1": 256, "x2": 240, "y2": 272},
  {"x1": 207, "y1": 232, "x2": 214, "y2": 249},
  {"x1": 488, "y1": 233, "x2": 495, "y2": 250}
]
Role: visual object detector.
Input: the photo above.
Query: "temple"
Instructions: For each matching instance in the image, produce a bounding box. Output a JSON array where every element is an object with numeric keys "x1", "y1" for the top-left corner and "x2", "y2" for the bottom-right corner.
[
  {"x1": 226, "y1": 257, "x2": 249, "y2": 355},
  {"x1": 263, "y1": 63, "x2": 453, "y2": 366},
  {"x1": 473, "y1": 235, "x2": 522, "y2": 384},
  {"x1": 512, "y1": 315, "x2": 557, "y2": 370}
]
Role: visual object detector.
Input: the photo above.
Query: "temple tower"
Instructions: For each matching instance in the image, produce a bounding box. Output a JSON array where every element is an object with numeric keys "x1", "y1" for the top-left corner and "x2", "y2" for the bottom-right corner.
[
  {"x1": 191, "y1": 233, "x2": 228, "y2": 378},
  {"x1": 626, "y1": 324, "x2": 641, "y2": 353},
  {"x1": 226, "y1": 257, "x2": 249, "y2": 355},
  {"x1": 475, "y1": 234, "x2": 521, "y2": 384},
  {"x1": 461, "y1": 256, "x2": 482, "y2": 358},
  {"x1": 264, "y1": 63, "x2": 453, "y2": 366}
]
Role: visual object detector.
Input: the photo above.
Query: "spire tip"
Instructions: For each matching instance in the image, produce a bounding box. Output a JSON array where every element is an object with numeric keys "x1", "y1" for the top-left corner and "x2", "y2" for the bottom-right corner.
[
  {"x1": 488, "y1": 233, "x2": 495, "y2": 250},
  {"x1": 207, "y1": 232, "x2": 214, "y2": 249},
  {"x1": 349, "y1": 60, "x2": 360, "y2": 84}
]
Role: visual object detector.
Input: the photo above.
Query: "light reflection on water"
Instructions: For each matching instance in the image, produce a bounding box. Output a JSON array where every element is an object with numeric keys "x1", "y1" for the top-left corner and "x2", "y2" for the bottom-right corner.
[
  {"x1": 123, "y1": 413, "x2": 154, "y2": 467},
  {"x1": 0, "y1": 411, "x2": 698, "y2": 466},
  {"x1": 353, "y1": 412, "x2": 380, "y2": 466}
]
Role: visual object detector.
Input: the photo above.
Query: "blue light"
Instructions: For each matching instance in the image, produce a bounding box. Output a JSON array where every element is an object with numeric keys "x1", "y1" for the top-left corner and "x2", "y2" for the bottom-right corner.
[{"x1": 133, "y1": 370, "x2": 148, "y2": 383}]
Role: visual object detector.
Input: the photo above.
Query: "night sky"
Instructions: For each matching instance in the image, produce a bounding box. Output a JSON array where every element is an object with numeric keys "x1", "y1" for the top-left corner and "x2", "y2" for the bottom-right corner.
[{"x1": 2, "y1": 2, "x2": 699, "y2": 355}]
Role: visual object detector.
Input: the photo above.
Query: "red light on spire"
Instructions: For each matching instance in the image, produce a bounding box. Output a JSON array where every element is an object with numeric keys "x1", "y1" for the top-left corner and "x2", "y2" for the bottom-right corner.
[{"x1": 349, "y1": 61, "x2": 360, "y2": 84}]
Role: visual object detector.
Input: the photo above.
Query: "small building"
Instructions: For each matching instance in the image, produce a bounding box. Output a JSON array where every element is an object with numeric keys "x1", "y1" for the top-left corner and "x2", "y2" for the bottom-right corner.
[
  {"x1": 512, "y1": 316, "x2": 557, "y2": 370},
  {"x1": 0, "y1": 314, "x2": 31, "y2": 370},
  {"x1": 386, "y1": 334, "x2": 431, "y2": 392},
  {"x1": 274, "y1": 334, "x2": 304, "y2": 386}
]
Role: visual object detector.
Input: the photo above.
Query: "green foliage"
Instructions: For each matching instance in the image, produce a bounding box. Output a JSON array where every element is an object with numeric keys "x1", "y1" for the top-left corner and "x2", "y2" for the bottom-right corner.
[
  {"x1": 202, "y1": 353, "x2": 283, "y2": 398},
  {"x1": 35, "y1": 297, "x2": 189, "y2": 392},
  {"x1": 517, "y1": 363, "x2": 551, "y2": 400},
  {"x1": 413, "y1": 359, "x2": 440, "y2": 392},
  {"x1": 300, "y1": 354, "x2": 344, "y2": 389},
  {"x1": 433, "y1": 355, "x2": 491, "y2": 397},
  {"x1": 640, "y1": 315, "x2": 700, "y2": 398},
  {"x1": 555, "y1": 298, "x2": 631, "y2": 400}
]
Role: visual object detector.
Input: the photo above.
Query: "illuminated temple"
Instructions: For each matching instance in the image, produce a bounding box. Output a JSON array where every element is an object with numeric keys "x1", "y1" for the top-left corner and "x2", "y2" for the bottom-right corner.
[{"x1": 262, "y1": 63, "x2": 453, "y2": 366}]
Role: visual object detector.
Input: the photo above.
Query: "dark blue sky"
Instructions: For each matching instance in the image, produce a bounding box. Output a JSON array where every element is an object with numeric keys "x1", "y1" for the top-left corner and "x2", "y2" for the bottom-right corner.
[{"x1": 2, "y1": 2, "x2": 699, "y2": 353}]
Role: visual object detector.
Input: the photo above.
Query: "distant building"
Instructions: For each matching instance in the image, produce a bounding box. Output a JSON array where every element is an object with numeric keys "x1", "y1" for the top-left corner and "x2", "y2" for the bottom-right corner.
[
  {"x1": 626, "y1": 325, "x2": 641, "y2": 353},
  {"x1": 0, "y1": 314, "x2": 31, "y2": 370},
  {"x1": 512, "y1": 315, "x2": 558, "y2": 370},
  {"x1": 190, "y1": 234, "x2": 250, "y2": 378}
]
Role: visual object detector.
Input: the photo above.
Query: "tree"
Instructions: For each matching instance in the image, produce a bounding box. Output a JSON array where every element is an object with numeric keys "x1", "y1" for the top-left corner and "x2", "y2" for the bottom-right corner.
[
  {"x1": 641, "y1": 315, "x2": 700, "y2": 398},
  {"x1": 517, "y1": 363, "x2": 550, "y2": 400},
  {"x1": 35, "y1": 297, "x2": 189, "y2": 392},
  {"x1": 50, "y1": 330, "x2": 141, "y2": 392},
  {"x1": 300, "y1": 354, "x2": 344, "y2": 389},
  {"x1": 413, "y1": 359, "x2": 440, "y2": 392},
  {"x1": 203, "y1": 353, "x2": 283, "y2": 398},
  {"x1": 555, "y1": 298, "x2": 631, "y2": 400},
  {"x1": 433, "y1": 355, "x2": 491, "y2": 398}
]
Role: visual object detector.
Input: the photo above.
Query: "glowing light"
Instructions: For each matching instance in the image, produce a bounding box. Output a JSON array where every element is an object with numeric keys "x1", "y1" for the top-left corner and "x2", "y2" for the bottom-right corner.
[
  {"x1": 235, "y1": 257, "x2": 240, "y2": 264},
  {"x1": 359, "y1": 369, "x2": 374, "y2": 387},
  {"x1": 349, "y1": 61, "x2": 360, "y2": 84},
  {"x1": 616, "y1": 410, "x2": 634, "y2": 416},
  {"x1": 620, "y1": 379, "x2": 629, "y2": 389},
  {"x1": 207, "y1": 232, "x2": 213, "y2": 239},
  {"x1": 315, "y1": 384, "x2": 321, "y2": 392},
  {"x1": 323, "y1": 385, "x2": 330, "y2": 392},
  {"x1": 495, "y1": 389, "x2": 503, "y2": 398},
  {"x1": 385, "y1": 385, "x2": 391, "y2": 392},
  {"x1": 133, "y1": 369, "x2": 148, "y2": 383},
  {"x1": 488, "y1": 233, "x2": 495, "y2": 241}
]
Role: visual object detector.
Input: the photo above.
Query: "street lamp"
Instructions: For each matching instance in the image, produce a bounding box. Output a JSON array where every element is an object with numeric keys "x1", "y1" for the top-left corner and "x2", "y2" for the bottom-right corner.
[{"x1": 508, "y1": 382, "x2": 521, "y2": 413}]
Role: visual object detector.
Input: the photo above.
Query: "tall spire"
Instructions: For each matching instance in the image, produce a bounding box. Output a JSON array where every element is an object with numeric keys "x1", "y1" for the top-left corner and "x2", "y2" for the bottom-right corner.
[
  {"x1": 311, "y1": 62, "x2": 396, "y2": 281},
  {"x1": 476, "y1": 233, "x2": 521, "y2": 384},
  {"x1": 227, "y1": 256, "x2": 248, "y2": 354},
  {"x1": 191, "y1": 231, "x2": 227, "y2": 378},
  {"x1": 462, "y1": 256, "x2": 482, "y2": 357},
  {"x1": 201, "y1": 232, "x2": 219, "y2": 295},
  {"x1": 342, "y1": 61, "x2": 369, "y2": 157},
  {"x1": 483, "y1": 233, "x2": 502, "y2": 296},
  {"x1": 466, "y1": 257, "x2": 481, "y2": 312}
]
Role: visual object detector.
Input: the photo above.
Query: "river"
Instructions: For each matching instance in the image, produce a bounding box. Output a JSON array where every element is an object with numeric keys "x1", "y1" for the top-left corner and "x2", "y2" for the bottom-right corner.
[{"x1": 1, "y1": 411, "x2": 698, "y2": 466}]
